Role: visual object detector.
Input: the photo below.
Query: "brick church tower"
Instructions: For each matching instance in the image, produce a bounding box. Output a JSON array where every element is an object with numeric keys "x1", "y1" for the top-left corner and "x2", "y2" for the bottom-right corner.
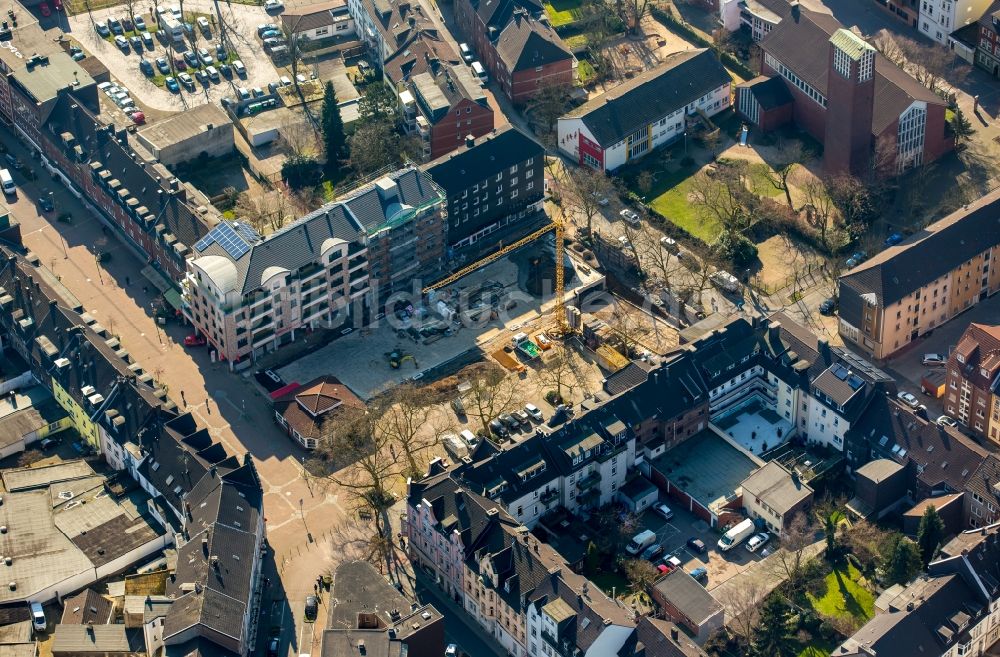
[{"x1": 823, "y1": 29, "x2": 877, "y2": 176}]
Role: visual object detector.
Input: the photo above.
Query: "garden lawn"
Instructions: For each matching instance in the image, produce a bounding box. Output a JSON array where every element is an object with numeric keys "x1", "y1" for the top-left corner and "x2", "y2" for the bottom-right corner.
[
  {"x1": 639, "y1": 166, "x2": 722, "y2": 243},
  {"x1": 806, "y1": 563, "x2": 875, "y2": 623},
  {"x1": 797, "y1": 640, "x2": 838, "y2": 657},
  {"x1": 544, "y1": 0, "x2": 584, "y2": 26}
]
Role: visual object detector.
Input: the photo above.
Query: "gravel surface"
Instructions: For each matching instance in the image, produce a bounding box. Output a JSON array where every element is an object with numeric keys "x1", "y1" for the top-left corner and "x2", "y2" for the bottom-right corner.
[{"x1": 66, "y1": 0, "x2": 282, "y2": 113}]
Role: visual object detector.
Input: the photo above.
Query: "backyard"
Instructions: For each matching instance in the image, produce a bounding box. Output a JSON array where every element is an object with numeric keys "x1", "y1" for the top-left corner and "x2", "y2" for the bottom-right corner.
[
  {"x1": 805, "y1": 562, "x2": 875, "y2": 623},
  {"x1": 544, "y1": 0, "x2": 585, "y2": 26}
]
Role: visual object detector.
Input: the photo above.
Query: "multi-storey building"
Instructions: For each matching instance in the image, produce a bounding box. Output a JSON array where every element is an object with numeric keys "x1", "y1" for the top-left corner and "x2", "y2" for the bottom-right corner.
[
  {"x1": 557, "y1": 49, "x2": 731, "y2": 172},
  {"x1": 736, "y1": 6, "x2": 952, "y2": 175},
  {"x1": 182, "y1": 167, "x2": 445, "y2": 365},
  {"x1": 918, "y1": 0, "x2": 991, "y2": 43},
  {"x1": 971, "y1": 3, "x2": 1000, "y2": 75},
  {"x1": 838, "y1": 189, "x2": 1000, "y2": 360},
  {"x1": 280, "y1": 0, "x2": 355, "y2": 41},
  {"x1": 454, "y1": 0, "x2": 575, "y2": 103},
  {"x1": 347, "y1": 0, "x2": 438, "y2": 64},
  {"x1": 400, "y1": 64, "x2": 495, "y2": 160},
  {"x1": 422, "y1": 126, "x2": 545, "y2": 253},
  {"x1": 718, "y1": 0, "x2": 788, "y2": 40},
  {"x1": 945, "y1": 323, "x2": 1000, "y2": 439}
]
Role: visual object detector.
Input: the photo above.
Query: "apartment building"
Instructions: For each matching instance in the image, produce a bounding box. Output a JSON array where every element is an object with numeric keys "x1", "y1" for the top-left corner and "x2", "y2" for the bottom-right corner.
[
  {"x1": 839, "y1": 190, "x2": 1000, "y2": 360},
  {"x1": 737, "y1": 7, "x2": 952, "y2": 175},
  {"x1": 348, "y1": 0, "x2": 438, "y2": 64},
  {"x1": 945, "y1": 323, "x2": 1000, "y2": 439},
  {"x1": 454, "y1": 0, "x2": 575, "y2": 103},
  {"x1": 970, "y1": 3, "x2": 1000, "y2": 75},
  {"x1": 423, "y1": 126, "x2": 545, "y2": 252},
  {"x1": 739, "y1": 461, "x2": 814, "y2": 535},
  {"x1": 281, "y1": 0, "x2": 355, "y2": 41},
  {"x1": 918, "y1": 0, "x2": 992, "y2": 42},
  {"x1": 837, "y1": 523, "x2": 1000, "y2": 657},
  {"x1": 182, "y1": 167, "x2": 445, "y2": 365},
  {"x1": 400, "y1": 64, "x2": 495, "y2": 160},
  {"x1": 557, "y1": 49, "x2": 731, "y2": 172},
  {"x1": 718, "y1": 0, "x2": 788, "y2": 39}
]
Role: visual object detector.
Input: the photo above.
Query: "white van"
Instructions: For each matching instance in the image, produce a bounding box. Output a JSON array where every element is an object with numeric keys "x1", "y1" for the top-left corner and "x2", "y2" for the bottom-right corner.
[
  {"x1": 459, "y1": 429, "x2": 478, "y2": 449},
  {"x1": 459, "y1": 42, "x2": 473, "y2": 62},
  {"x1": 625, "y1": 529, "x2": 657, "y2": 555},
  {"x1": 0, "y1": 169, "x2": 14, "y2": 196},
  {"x1": 710, "y1": 270, "x2": 741, "y2": 293},
  {"x1": 717, "y1": 518, "x2": 755, "y2": 552},
  {"x1": 29, "y1": 602, "x2": 45, "y2": 632},
  {"x1": 471, "y1": 61, "x2": 488, "y2": 83}
]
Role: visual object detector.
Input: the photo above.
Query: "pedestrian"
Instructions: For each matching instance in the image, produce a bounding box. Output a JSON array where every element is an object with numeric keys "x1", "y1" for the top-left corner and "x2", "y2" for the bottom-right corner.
[
  {"x1": 142, "y1": 285, "x2": 148, "y2": 295},
  {"x1": 125, "y1": 275, "x2": 131, "y2": 286}
]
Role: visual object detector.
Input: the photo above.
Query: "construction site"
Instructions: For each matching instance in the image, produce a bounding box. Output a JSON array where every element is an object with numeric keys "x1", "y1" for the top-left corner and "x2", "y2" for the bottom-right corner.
[{"x1": 277, "y1": 240, "x2": 606, "y2": 400}]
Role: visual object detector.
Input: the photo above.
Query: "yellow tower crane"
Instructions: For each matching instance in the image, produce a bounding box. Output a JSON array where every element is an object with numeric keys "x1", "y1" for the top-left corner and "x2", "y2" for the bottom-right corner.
[{"x1": 423, "y1": 218, "x2": 569, "y2": 334}]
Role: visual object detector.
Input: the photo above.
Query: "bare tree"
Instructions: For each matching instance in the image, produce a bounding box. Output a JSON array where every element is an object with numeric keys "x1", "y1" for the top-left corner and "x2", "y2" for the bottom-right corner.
[
  {"x1": 538, "y1": 343, "x2": 584, "y2": 404},
  {"x1": 561, "y1": 165, "x2": 615, "y2": 237},
  {"x1": 727, "y1": 578, "x2": 767, "y2": 644},
  {"x1": 636, "y1": 226, "x2": 684, "y2": 291},
  {"x1": 373, "y1": 382, "x2": 446, "y2": 480},
  {"x1": 461, "y1": 364, "x2": 523, "y2": 437},
  {"x1": 689, "y1": 161, "x2": 755, "y2": 233},
  {"x1": 801, "y1": 178, "x2": 834, "y2": 249},
  {"x1": 764, "y1": 141, "x2": 802, "y2": 208},
  {"x1": 767, "y1": 512, "x2": 814, "y2": 592},
  {"x1": 623, "y1": 559, "x2": 658, "y2": 604},
  {"x1": 869, "y1": 30, "x2": 906, "y2": 67},
  {"x1": 605, "y1": 301, "x2": 652, "y2": 357}
]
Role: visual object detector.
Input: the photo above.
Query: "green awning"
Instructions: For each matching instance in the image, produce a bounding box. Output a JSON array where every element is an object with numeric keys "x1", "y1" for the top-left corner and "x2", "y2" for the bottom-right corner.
[{"x1": 163, "y1": 288, "x2": 183, "y2": 312}]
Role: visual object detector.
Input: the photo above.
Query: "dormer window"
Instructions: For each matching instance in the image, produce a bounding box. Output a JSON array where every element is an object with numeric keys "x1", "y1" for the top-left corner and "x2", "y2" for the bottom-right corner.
[{"x1": 957, "y1": 354, "x2": 966, "y2": 363}]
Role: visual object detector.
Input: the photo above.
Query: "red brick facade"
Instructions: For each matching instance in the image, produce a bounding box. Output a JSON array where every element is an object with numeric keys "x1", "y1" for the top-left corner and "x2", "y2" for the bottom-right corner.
[
  {"x1": 428, "y1": 97, "x2": 495, "y2": 159},
  {"x1": 507, "y1": 59, "x2": 574, "y2": 104}
]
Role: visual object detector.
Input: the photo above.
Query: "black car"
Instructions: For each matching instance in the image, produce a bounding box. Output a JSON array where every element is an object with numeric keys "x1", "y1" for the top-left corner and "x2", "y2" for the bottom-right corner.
[
  {"x1": 498, "y1": 413, "x2": 519, "y2": 430},
  {"x1": 304, "y1": 595, "x2": 318, "y2": 621},
  {"x1": 488, "y1": 419, "x2": 508, "y2": 439},
  {"x1": 687, "y1": 537, "x2": 707, "y2": 554},
  {"x1": 266, "y1": 637, "x2": 280, "y2": 657},
  {"x1": 818, "y1": 298, "x2": 837, "y2": 316},
  {"x1": 39, "y1": 193, "x2": 54, "y2": 213}
]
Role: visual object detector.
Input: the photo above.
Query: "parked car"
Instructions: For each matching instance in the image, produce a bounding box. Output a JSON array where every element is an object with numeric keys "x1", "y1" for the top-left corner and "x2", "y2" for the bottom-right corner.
[
  {"x1": 445, "y1": 645, "x2": 458, "y2": 657},
  {"x1": 170, "y1": 5, "x2": 182, "y2": 19},
  {"x1": 141, "y1": 31, "x2": 153, "y2": 48},
  {"x1": 885, "y1": 232, "x2": 904, "y2": 247},
  {"x1": 818, "y1": 297, "x2": 837, "y2": 316},
  {"x1": 845, "y1": 251, "x2": 867, "y2": 268},
  {"x1": 660, "y1": 235, "x2": 677, "y2": 249},
  {"x1": 642, "y1": 543, "x2": 665, "y2": 561},
  {"x1": 232, "y1": 59, "x2": 246, "y2": 76},
  {"x1": 619, "y1": 208, "x2": 640, "y2": 226},
  {"x1": 710, "y1": 270, "x2": 741, "y2": 293},
  {"x1": 121, "y1": 14, "x2": 132, "y2": 30},
  {"x1": 617, "y1": 235, "x2": 630, "y2": 249},
  {"x1": 194, "y1": 68, "x2": 208, "y2": 83},
  {"x1": 236, "y1": 86, "x2": 250, "y2": 99},
  {"x1": 746, "y1": 532, "x2": 770, "y2": 552},
  {"x1": 304, "y1": 596, "x2": 318, "y2": 621},
  {"x1": 134, "y1": 15, "x2": 145, "y2": 29},
  {"x1": 264, "y1": 0, "x2": 284, "y2": 12},
  {"x1": 128, "y1": 110, "x2": 145, "y2": 124},
  {"x1": 206, "y1": 65, "x2": 219, "y2": 81},
  {"x1": 114, "y1": 35, "x2": 130, "y2": 52},
  {"x1": 219, "y1": 63, "x2": 232, "y2": 78},
  {"x1": 936, "y1": 415, "x2": 958, "y2": 428},
  {"x1": 513, "y1": 409, "x2": 531, "y2": 427},
  {"x1": 279, "y1": 75, "x2": 292, "y2": 87},
  {"x1": 251, "y1": 86, "x2": 265, "y2": 97},
  {"x1": 30, "y1": 602, "x2": 45, "y2": 632},
  {"x1": 922, "y1": 353, "x2": 946, "y2": 366},
  {"x1": 524, "y1": 403, "x2": 543, "y2": 422},
  {"x1": 108, "y1": 16, "x2": 123, "y2": 33},
  {"x1": 488, "y1": 419, "x2": 508, "y2": 439},
  {"x1": 139, "y1": 58, "x2": 153, "y2": 75},
  {"x1": 165, "y1": 76, "x2": 180, "y2": 92},
  {"x1": 38, "y1": 2, "x2": 50, "y2": 17},
  {"x1": 653, "y1": 503, "x2": 674, "y2": 521},
  {"x1": 155, "y1": 57, "x2": 170, "y2": 74},
  {"x1": 687, "y1": 537, "x2": 707, "y2": 554},
  {"x1": 184, "y1": 334, "x2": 206, "y2": 347},
  {"x1": 897, "y1": 391, "x2": 920, "y2": 408},
  {"x1": 262, "y1": 37, "x2": 283, "y2": 50},
  {"x1": 183, "y1": 50, "x2": 199, "y2": 67},
  {"x1": 197, "y1": 47, "x2": 213, "y2": 64},
  {"x1": 260, "y1": 28, "x2": 281, "y2": 39},
  {"x1": 40, "y1": 437, "x2": 58, "y2": 449},
  {"x1": 266, "y1": 637, "x2": 280, "y2": 657},
  {"x1": 257, "y1": 22, "x2": 279, "y2": 36},
  {"x1": 197, "y1": 16, "x2": 210, "y2": 32},
  {"x1": 689, "y1": 567, "x2": 708, "y2": 582},
  {"x1": 38, "y1": 193, "x2": 53, "y2": 212},
  {"x1": 216, "y1": 43, "x2": 226, "y2": 59},
  {"x1": 95, "y1": 21, "x2": 110, "y2": 36},
  {"x1": 178, "y1": 72, "x2": 194, "y2": 89},
  {"x1": 498, "y1": 413, "x2": 519, "y2": 430}
]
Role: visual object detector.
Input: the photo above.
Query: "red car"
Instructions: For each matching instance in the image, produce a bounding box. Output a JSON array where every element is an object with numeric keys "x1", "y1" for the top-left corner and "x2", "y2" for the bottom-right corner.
[
  {"x1": 38, "y1": 2, "x2": 50, "y2": 16},
  {"x1": 53, "y1": 0, "x2": 63, "y2": 11},
  {"x1": 129, "y1": 110, "x2": 146, "y2": 125},
  {"x1": 183, "y1": 334, "x2": 206, "y2": 347}
]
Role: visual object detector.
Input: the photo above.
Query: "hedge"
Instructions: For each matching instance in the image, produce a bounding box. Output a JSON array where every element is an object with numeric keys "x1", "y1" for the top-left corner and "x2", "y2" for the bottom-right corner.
[{"x1": 649, "y1": 7, "x2": 756, "y2": 80}]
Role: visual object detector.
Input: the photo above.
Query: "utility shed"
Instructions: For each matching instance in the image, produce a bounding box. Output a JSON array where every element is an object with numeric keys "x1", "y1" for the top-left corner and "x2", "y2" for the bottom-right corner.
[{"x1": 136, "y1": 104, "x2": 234, "y2": 167}]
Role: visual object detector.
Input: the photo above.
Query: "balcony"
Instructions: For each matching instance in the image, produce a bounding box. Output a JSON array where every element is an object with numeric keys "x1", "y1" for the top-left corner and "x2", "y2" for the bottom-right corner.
[
  {"x1": 576, "y1": 471, "x2": 601, "y2": 492},
  {"x1": 348, "y1": 256, "x2": 367, "y2": 271},
  {"x1": 253, "y1": 329, "x2": 275, "y2": 347},
  {"x1": 539, "y1": 488, "x2": 558, "y2": 505},
  {"x1": 250, "y1": 304, "x2": 273, "y2": 319}
]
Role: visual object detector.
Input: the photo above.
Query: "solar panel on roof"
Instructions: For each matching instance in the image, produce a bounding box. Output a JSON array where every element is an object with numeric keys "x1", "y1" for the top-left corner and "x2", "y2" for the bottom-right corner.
[
  {"x1": 847, "y1": 375, "x2": 865, "y2": 390},
  {"x1": 193, "y1": 222, "x2": 260, "y2": 259},
  {"x1": 831, "y1": 364, "x2": 850, "y2": 380}
]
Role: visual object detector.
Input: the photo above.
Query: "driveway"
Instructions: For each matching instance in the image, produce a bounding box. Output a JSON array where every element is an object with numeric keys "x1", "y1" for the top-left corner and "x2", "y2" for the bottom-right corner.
[{"x1": 65, "y1": 0, "x2": 278, "y2": 112}]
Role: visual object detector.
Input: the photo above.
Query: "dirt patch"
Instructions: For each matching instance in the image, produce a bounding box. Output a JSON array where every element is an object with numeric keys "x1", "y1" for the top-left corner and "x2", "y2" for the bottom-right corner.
[{"x1": 754, "y1": 234, "x2": 824, "y2": 292}]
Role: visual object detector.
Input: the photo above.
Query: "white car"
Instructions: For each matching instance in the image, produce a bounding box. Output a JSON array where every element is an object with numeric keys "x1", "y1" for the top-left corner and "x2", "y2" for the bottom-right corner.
[
  {"x1": 279, "y1": 75, "x2": 292, "y2": 86},
  {"x1": 660, "y1": 235, "x2": 676, "y2": 249},
  {"x1": 618, "y1": 236, "x2": 631, "y2": 248},
  {"x1": 524, "y1": 403, "x2": 543, "y2": 422},
  {"x1": 897, "y1": 391, "x2": 920, "y2": 408},
  {"x1": 653, "y1": 503, "x2": 674, "y2": 521},
  {"x1": 936, "y1": 415, "x2": 958, "y2": 428},
  {"x1": 264, "y1": 0, "x2": 284, "y2": 11},
  {"x1": 746, "y1": 532, "x2": 770, "y2": 552},
  {"x1": 30, "y1": 602, "x2": 45, "y2": 632},
  {"x1": 196, "y1": 16, "x2": 210, "y2": 31},
  {"x1": 445, "y1": 645, "x2": 458, "y2": 657},
  {"x1": 619, "y1": 208, "x2": 640, "y2": 226},
  {"x1": 710, "y1": 270, "x2": 741, "y2": 293},
  {"x1": 922, "y1": 353, "x2": 946, "y2": 366},
  {"x1": 232, "y1": 60, "x2": 246, "y2": 76}
]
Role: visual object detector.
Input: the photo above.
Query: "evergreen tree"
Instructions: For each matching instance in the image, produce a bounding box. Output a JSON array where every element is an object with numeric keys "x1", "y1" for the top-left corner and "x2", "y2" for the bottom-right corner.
[
  {"x1": 321, "y1": 81, "x2": 345, "y2": 171},
  {"x1": 751, "y1": 596, "x2": 795, "y2": 657},
  {"x1": 917, "y1": 505, "x2": 945, "y2": 568},
  {"x1": 951, "y1": 107, "x2": 975, "y2": 143},
  {"x1": 887, "y1": 537, "x2": 921, "y2": 585}
]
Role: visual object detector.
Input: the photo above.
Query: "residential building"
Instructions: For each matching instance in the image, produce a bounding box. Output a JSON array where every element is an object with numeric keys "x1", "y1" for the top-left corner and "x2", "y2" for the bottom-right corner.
[
  {"x1": 846, "y1": 458, "x2": 908, "y2": 519},
  {"x1": 0, "y1": 386, "x2": 70, "y2": 460},
  {"x1": 838, "y1": 189, "x2": 1000, "y2": 360},
  {"x1": 945, "y1": 323, "x2": 1000, "y2": 439},
  {"x1": 557, "y1": 50, "x2": 731, "y2": 172},
  {"x1": 960, "y1": 453, "x2": 1000, "y2": 528},
  {"x1": 649, "y1": 569, "x2": 724, "y2": 641},
  {"x1": 399, "y1": 64, "x2": 495, "y2": 160},
  {"x1": 347, "y1": 0, "x2": 439, "y2": 64},
  {"x1": 182, "y1": 167, "x2": 445, "y2": 365},
  {"x1": 918, "y1": 0, "x2": 991, "y2": 43},
  {"x1": 901, "y1": 493, "x2": 965, "y2": 537},
  {"x1": 422, "y1": 126, "x2": 545, "y2": 251},
  {"x1": 281, "y1": 0, "x2": 355, "y2": 40},
  {"x1": 972, "y1": 2, "x2": 1000, "y2": 75},
  {"x1": 272, "y1": 375, "x2": 365, "y2": 449},
  {"x1": 837, "y1": 523, "x2": 1000, "y2": 656},
  {"x1": 60, "y1": 589, "x2": 115, "y2": 626},
  {"x1": 134, "y1": 103, "x2": 234, "y2": 167},
  {"x1": 718, "y1": 0, "x2": 788, "y2": 39},
  {"x1": 736, "y1": 6, "x2": 952, "y2": 175},
  {"x1": 321, "y1": 560, "x2": 444, "y2": 657},
  {"x1": 739, "y1": 460, "x2": 814, "y2": 535},
  {"x1": 51, "y1": 624, "x2": 145, "y2": 657},
  {"x1": 454, "y1": 0, "x2": 575, "y2": 103}
]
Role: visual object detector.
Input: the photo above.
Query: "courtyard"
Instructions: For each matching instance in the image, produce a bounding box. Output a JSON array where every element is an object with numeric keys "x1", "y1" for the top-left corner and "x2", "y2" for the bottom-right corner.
[{"x1": 713, "y1": 397, "x2": 795, "y2": 455}]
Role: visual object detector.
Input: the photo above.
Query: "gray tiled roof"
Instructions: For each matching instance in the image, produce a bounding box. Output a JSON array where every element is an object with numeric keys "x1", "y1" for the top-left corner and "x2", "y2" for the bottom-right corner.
[
  {"x1": 494, "y1": 9, "x2": 572, "y2": 73},
  {"x1": 651, "y1": 569, "x2": 723, "y2": 626},
  {"x1": 737, "y1": 75, "x2": 793, "y2": 110},
  {"x1": 423, "y1": 125, "x2": 543, "y2": 193},
  {"x1": 562, "y1": 49, "x2": 730, "y2": 147}
]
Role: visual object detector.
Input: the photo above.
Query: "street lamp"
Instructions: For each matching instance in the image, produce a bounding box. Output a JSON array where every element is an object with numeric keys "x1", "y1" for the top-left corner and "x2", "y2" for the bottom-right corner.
[{"x1": 683, "y1": 131, "x2": 688, "y2": 156}]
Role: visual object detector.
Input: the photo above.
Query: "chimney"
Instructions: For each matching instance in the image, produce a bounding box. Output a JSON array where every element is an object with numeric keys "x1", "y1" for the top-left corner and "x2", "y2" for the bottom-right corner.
[
  {"x1": 768, "y1": 321, "x2": 781, "y2": 342},
  {"x1": 818, "y1": 339, "x2": 831, "y2": 363},
  {"x1": 790, "y1": 0, "x2": 800, "y2": 20},
  {"x1": 465, "y1": 134, "x2": 475, "y2": 148},
  {"x1": 670, "y1": 627, "x2": 679, "y2": 641}
]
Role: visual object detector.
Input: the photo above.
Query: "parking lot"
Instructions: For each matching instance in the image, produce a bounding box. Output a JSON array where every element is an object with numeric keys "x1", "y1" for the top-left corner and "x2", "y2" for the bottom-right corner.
[
  {"x1": 66, "y1": 0, "x2": 280, "y2": 112},
  {"x1": 635, "y1": 501, "x2": 770, "y2": 592}
]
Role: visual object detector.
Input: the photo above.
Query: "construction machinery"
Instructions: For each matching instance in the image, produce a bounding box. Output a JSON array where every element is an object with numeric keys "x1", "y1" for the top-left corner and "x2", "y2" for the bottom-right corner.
[
  {"x1": 387, "y1": 350, "x2": 417, "y2": 369},
  {"x1": 423, "y1": 217, "x2": 569, "y2": 334}
]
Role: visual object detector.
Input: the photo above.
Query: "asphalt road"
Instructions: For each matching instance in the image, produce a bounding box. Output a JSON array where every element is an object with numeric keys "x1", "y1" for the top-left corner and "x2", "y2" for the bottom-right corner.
[{"x1": 414, "y1": 569, "x2": 504, "y2": 657}]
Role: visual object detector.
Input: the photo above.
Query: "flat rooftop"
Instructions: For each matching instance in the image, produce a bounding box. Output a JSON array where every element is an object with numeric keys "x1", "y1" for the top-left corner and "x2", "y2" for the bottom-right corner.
[
  {"x1": 650, "y1": 428, "x2": 762, "y2": 513},
  {"x1": 137, "y1": 103, "x2": 231, "y2": 149}
]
